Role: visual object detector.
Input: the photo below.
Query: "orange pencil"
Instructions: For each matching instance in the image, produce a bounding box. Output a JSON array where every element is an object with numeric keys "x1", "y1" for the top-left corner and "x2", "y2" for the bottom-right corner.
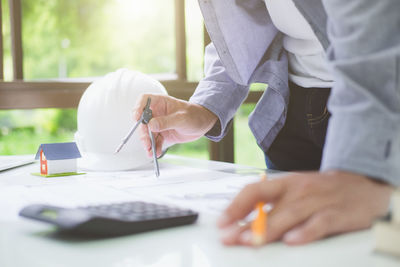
[{"x1": 251, "y1": 173, "x2": 267, "y2": 246}]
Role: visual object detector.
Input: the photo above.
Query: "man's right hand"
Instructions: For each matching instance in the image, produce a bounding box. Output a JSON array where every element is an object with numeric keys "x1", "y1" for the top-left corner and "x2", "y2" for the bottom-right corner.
[{"x1": 133, "y1": 94, "x2": 218, "y2": 157}]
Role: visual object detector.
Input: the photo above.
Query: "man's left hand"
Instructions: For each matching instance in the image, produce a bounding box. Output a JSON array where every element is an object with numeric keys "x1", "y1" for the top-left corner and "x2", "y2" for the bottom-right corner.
[{"x1": 217, "y1": 171, "x2": 394, "y2": 246}]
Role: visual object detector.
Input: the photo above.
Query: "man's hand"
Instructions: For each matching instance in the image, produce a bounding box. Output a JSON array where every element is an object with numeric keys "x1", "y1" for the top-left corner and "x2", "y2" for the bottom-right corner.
[
  {"x1": 218, "y1": 171, "x2": 394, "y2": 246},
  {"x1": 133, "y1": 94, "x2": 218, "y2": 157}
]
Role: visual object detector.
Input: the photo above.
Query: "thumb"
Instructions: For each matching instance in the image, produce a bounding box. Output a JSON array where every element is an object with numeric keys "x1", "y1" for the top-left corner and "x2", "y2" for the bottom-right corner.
[{"x1": 148, "y1": 114, "x2": 180, "y2": 132}]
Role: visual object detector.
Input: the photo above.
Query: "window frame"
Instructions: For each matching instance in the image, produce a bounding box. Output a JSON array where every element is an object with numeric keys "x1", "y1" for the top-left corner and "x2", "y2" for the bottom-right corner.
[{"x1": 0, "y1": 0, "x2": 262, "y2": 163}]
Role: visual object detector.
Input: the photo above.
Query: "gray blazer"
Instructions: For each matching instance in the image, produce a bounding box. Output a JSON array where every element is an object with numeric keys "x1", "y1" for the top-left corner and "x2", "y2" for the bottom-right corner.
[{"x1": 189, "y1": 0, "x2": 400, "y2": 186}]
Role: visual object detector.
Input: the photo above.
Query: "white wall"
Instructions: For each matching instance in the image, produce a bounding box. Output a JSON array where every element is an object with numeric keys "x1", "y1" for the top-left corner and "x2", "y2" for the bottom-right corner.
[{"x1": 47, "y1": 159, "x2": 77, "y2": 174}]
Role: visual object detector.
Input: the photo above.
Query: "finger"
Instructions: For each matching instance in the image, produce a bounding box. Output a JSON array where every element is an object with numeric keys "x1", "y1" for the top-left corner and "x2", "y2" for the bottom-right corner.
[
  {"x1": 138, "y1": 125, "x2": 152, "y2": 156},
  {"x1": 133, "y1": 109, "x2": 141, "y2": 122},
  {"x1": 138, "y1": 122, "x2": 149, "y2": 139},
  {"x1": 264, "y1": 199, "x2": 317, "y2": 243},
  {"x1": 283, "y1": 210, "x2": 338, "y2": 245},
  {"x1": 221, "y1": 222, "x2": 269, "y2": 247},
  {"x1": 148, "y1": 113, "x2": 185, "y2": 133},
  {"x1": 139, "y1": 134, "x2": 151, "y2": 154},
  {"x1": 134, "y1": 93, "x2": 173, "y2": 119},
  {"x1": 147, "y1": 132, "x2": 162, "y2": 158},
  {"x1": 218, "y1": 179, "x2": 286, "y2": 228},
  {"x1": 220, "y1": 222, "x2": 251, "y2": 246},
  {"x1": 145, "y1": 130, "x2": 162, "y2": 158},
  {"x1": 155, "y1": 134, "x2": 164, "y2": 158},
  {"x1": 283, "y1": 207, "x2": 371, "y2": 246},
  {"x1": 228, "y1": 198, "x2": 321, "y2": 246},
  {"x1": 133, "y1": 94, "x2": 154, "y2": 121}
]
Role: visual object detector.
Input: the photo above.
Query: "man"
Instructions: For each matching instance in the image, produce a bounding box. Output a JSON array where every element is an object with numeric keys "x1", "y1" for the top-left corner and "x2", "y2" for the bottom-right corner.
[{"x1": 134, "y1": 0, "x2": 400, "y2": 246}]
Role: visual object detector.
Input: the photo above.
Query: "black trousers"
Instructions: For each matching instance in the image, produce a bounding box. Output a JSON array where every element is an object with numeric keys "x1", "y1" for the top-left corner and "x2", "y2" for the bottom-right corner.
[{"x1": 265, "y1": 82, "x2": 331, "y2": 171}]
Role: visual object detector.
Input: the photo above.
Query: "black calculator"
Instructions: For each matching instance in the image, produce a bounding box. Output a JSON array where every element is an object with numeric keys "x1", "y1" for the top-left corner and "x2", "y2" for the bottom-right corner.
[{"x1": 19, "y1": 201, "x2": 198, "y2": 236}]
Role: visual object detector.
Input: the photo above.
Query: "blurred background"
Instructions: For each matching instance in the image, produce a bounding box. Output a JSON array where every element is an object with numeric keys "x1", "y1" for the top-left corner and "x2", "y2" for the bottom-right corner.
[{"x1": 0, "y1": 0, "x2": 265, "y2": 168}]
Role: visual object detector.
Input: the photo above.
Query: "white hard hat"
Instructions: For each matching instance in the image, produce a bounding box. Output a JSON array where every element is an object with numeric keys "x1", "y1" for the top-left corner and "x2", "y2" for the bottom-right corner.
[{"x1": 75, "y1": 68, "x2": 168, "y2": 171}]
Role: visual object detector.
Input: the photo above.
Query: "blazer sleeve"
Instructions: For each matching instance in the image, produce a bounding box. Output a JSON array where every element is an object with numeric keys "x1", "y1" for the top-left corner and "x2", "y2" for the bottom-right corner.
[
  {"x1": 189, "y1": 43, "x2": 250, "y2": 142},
  {"x1": 320, "y1": 0, "x2": 400, "y2": 186}
]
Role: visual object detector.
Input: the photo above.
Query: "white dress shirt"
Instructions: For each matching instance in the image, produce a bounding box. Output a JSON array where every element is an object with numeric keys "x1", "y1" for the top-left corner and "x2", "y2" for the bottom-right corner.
[{"x1": 264, "y1": 0, "x2": 333, "y2": 88}]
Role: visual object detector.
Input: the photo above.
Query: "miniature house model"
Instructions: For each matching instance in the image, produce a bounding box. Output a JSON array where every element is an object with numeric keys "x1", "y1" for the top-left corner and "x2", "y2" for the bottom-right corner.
[{"x1": 35, "y1": 142, "x2": 81, "y2": 175}]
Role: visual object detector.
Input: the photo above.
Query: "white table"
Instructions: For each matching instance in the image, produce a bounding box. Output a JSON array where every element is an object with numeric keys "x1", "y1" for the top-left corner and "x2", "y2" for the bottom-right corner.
[{"x1": 0, "y1": 155, "x2": 398, "y2": 267}]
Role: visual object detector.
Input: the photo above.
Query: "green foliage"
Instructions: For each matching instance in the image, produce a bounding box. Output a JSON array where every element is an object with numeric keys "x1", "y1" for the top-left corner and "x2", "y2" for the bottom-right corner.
[
  {"x1": 20, "y1": 0, "x2": 176, "y2": 79},
  {"x1": 234, "y1": 104, "x2": 265, "y2": 168},
  {"x1": 0, "y1": 128, "x2": 74, "y2": 155},
  {"x1": 250, "y1": 83, "x2": 268, "y2": 91},
  {"x1": 0, "y1": 1, "x2": 265, "y2": 168},
  {"x1": 0, "y1": 106, "x2": 266, "y2": 169},
  {"x1": 0, "y1": 109, "x2": 78, "y2": 154},
  {"x1": 53, "y1": 110, "x2": 78, "y2": 132},
  {"x1": 168, "y1": 137, "x2": 209, "y2": 160}
]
